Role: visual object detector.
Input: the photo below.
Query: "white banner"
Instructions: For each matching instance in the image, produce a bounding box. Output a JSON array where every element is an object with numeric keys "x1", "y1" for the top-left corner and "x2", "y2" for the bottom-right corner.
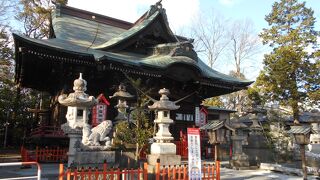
[
  {"x1": 195, "y1": 107, "x2": 200, "y2": 126},
  {"x1": 188, "y1": 128, "x2": 202, "y2": 180}
]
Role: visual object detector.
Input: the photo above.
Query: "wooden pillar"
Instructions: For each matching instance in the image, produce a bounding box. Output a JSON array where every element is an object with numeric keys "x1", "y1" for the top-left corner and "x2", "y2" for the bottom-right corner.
[
  {"x1": 215, "y1": 144, "x2": 219, "y2": 162},
  {"x1": 300, "y1": 144, "x2": 307, "y2": 180}
]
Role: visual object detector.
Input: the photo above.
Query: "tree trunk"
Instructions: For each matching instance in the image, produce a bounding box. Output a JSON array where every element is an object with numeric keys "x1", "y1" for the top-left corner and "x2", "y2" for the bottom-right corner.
[{"x1": 135, "y1": 142, "x2": 140, "y2": 161}]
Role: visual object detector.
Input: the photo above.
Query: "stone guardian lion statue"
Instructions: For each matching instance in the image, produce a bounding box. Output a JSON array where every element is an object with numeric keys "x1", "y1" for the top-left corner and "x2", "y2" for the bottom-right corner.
[{"x1": 88, "y1": 120, "x2": 113, "y2": 148}]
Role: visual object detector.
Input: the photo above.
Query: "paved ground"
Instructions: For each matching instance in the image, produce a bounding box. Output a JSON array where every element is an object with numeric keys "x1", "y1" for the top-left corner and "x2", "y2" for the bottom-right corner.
[
  {"x1": 0, "y1": 163, "x2": 319, "y2": 180},
  {"x1": 220, "y1": 167, "x2": 319, "y2": 180}
]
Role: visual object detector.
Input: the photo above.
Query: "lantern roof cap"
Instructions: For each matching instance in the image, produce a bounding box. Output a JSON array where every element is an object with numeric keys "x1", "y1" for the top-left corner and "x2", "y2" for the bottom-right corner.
[
  {"x1": 109, "y1": 84, "x2": 134, "y2": 99},
  {"x1": 148, "y1": 88, "x2": 180, "y2": 110},
  {"x1": 287, "y1": 125, "x2": 317, "y2": 135},
  {"x1": 200, "y1": 119, "x2": 235, "y2": 131},
  {"x1": 58, "y1": 73, "x2": 97, "y2": 107}
]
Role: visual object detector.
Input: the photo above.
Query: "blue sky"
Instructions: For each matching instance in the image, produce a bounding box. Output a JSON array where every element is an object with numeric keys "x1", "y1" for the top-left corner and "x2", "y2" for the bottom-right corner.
[{"x1": 203, "y1": 0, "x2": 320, "y2": 32}]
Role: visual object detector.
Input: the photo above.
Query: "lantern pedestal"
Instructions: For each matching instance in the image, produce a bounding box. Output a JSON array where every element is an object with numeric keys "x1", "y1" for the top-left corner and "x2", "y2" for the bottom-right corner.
[
  {"x1": 147, "y1": 154, "x2": 181, "y2": 166},
  {"x1": 61, "y1": 127, "x2": 82, "y2": 167},
  {"x1": 230, "y1": 135, "x2": 249, "y2": 169}
]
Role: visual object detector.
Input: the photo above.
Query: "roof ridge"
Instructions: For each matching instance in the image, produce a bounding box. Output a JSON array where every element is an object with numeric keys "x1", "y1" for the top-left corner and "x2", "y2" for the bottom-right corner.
[{"x1": 54, "y1": 4, "x2": 133, "y2": 30}]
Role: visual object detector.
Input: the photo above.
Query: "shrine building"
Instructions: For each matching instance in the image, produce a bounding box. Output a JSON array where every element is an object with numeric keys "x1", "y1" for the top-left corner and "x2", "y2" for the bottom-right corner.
[{"x1": 13, "y1": 2, "x2": 252, "y2": 140}]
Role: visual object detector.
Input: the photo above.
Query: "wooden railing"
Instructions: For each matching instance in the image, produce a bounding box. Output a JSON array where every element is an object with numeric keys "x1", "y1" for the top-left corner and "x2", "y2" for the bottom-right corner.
[
  {"x1": 58, "y1": 161, "x2": 221, "y2": 180},
  {"x1": 21, "y1": 146, "x2": 68, "y2": 163},
  {"x1": 30, "y1": 125, "x2": 65, "y2": 138},
  {"x1": 156, "y1": 161, "x2": 220, "y2": 180},
  {"x1": 58, "y1": 162, "x2": 148, "y2": 180}
]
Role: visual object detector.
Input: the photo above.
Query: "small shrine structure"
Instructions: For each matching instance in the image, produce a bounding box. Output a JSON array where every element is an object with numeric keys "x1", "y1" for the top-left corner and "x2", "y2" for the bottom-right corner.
[{"x1": 92, "y1": 94, "x2": 110, "y2": 127}]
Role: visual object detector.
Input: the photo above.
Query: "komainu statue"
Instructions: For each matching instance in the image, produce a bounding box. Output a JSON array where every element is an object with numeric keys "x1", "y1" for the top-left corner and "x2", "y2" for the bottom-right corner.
[{"x1": 82, "y1": 120, "x2": 113, "y2": 149}]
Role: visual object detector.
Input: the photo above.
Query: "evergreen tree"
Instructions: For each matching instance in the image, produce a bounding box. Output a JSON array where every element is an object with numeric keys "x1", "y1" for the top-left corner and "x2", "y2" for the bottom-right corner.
[{"x1": 258, "y1": 0, "x2": 319, "y2": 123}]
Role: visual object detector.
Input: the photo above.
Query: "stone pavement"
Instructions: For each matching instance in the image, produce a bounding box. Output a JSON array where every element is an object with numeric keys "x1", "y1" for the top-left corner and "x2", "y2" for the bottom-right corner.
[{"x1": 0, "y1": 162, "x2": 319, "y2": 180}]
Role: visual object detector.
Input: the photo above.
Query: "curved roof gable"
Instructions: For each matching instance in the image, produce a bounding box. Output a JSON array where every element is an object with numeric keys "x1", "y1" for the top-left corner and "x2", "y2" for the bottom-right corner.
[{"x1": 93, "y1": 2, "x2": 178, "y2": 51}]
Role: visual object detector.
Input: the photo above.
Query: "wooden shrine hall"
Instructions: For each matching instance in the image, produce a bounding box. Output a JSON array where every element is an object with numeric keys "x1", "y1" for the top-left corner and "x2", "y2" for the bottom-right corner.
[{"x1": 13, "y1": 2, "x2": 252, "y2": 139}]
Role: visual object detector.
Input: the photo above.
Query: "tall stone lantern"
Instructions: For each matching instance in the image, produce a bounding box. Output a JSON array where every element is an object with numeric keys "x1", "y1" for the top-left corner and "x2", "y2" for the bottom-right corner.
[
  {"x1": 109, "y1": 84, "x2": 134, "y2": 124},
  {"x1": 147, "y1": 88, "x2": 181, "y2": 166},
  {"x1": 288, "y1": 125, "x2": 316, "y2": 180},
  {"x1": 59, "y1": 73, "x2": 97, "y2": 166}
]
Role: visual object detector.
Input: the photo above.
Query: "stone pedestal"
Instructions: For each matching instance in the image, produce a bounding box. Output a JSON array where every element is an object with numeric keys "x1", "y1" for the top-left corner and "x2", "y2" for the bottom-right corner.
[
  {"x1": 230, "y1": 135, "x2": 249, "y2": 168},
  {"x1": 148, "y1": 142, "x2": 181, "y2": 166},
  {"x1": 147, "y1": 154, "x2": 181, "y2": 166},
  {"x1": 61, "y1": 126, "x2": 82, "y2": 167},
  {"x1": 74, "y1": 151, "x2": 115, "y2": 165},
  {"x1": 230, "y1": 153, "x2": 249, "y2": 168}
]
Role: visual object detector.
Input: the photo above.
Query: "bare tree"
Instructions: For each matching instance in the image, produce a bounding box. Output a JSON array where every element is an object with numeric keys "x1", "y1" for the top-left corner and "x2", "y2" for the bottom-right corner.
[
  {"x1": 223, "y1": 19, "x2": 261, "y2": 114},
  {"x1": 228, "y1": 19, "x2": 261, "y2": 77},
  {"x1": 189, "y1": 10, "x2": 230, "y2": 68}
]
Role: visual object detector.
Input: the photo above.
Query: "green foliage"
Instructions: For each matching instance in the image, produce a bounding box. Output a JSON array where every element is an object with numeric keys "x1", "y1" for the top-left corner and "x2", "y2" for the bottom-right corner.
[
  {"x1": 113, "y1": 78, "x2": 153, "y2": 160},
  {"x1": 16, "y1": 0, "x2": 68, "y2": 38},
  {"x1": 258, "y1": 0, "x2": 319, "y2": 121},
  {"x1": 0, "y1": 25, "x2": 38, "y2": 147},
  {"x1": 202, "y1": 97, "x2": 224, "y2": 107},
  {"x1": 247, "y1": 86, "x2": 265, "y2": 108}
]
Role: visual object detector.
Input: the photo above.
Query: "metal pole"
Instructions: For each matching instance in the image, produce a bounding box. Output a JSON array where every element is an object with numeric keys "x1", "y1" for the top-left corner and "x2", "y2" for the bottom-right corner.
[
  {"x1": 300, "y1": 144, "x2": 307, "y2": 180},
  {"x1": 3, "y1": 111, "x2": 9, "y2": 148}
]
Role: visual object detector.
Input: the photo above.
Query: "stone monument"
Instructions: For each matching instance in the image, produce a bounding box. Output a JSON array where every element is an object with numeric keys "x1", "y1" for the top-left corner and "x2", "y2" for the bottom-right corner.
[
  {"x1": 147, "y1": 88, "x2": 181, "y2": 166},
  {"x1": 59, "y1": 73, "x2": 114, "y2": 166}
]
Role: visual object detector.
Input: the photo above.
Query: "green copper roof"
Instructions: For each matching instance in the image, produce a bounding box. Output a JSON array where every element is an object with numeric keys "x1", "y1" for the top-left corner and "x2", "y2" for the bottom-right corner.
[
  {"x1": 93, "y1": 11, "x2": 160, "y2": 50},
  {"x1": 52, "y1": 6, "x2": 128, "y2": 48},
  {"x1": 13, "y1": 3, "x2": 253, "y2": 93},
  {"x1": 13, "y1": 33, "x2": 252, "y2": 86}
]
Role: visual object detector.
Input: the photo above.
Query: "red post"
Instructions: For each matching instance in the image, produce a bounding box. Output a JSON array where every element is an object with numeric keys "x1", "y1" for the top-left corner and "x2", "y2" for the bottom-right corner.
[
  {"x1": 155, "y1": 161, "x2": 160, "y2": 180},
  {"x1": 59, "y1": 163, "x2": 64, "y2": 180},
  {"x1": 143, "y1": 162, "x2": 148, "y2": 180},
  {"x1": 103, "y1": 162, "x2": 107, "y2": 180},
  {"x1": 216, "y1": 161, "x2": 220, "y2": 180},
  {"x1": 67, "y1": 167, "x2": 72, "y2": 180},
  {"x1": 183, "y1": 164, "x2": 187, "y2": 180}
]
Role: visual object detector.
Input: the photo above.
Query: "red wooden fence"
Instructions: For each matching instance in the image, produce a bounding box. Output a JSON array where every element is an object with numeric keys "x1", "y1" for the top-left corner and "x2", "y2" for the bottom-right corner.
[
  {"x1": 156, "y1": 161, "x2": 220, "y2": 180},
  {"x1": 58, "y1": 162, "x2": 148, "y2": 180},
  {"x1": 21, "y1": 146, "x2": 68, "y2": 162},
  {"x1": 58, "y1": 161, "x2": 221, "y2": 180}
]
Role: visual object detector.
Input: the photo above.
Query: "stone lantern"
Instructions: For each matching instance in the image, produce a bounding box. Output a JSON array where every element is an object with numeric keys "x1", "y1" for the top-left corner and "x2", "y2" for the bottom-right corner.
[
  {"x1": 147, "y1": 88, "x2": 181, "y2": 166},
  {"x1": 230, "y1": 121, "x2": 250, "y2": 168},
  {"x1": 59, "y1": 73, "x2": 97, "y2": 166},
  {"x1": 288, "y1": 125, "x2": 316, "y2": 180},
  {"x1": 110, "y1": 84, "x2": 134, "y2": 124}
]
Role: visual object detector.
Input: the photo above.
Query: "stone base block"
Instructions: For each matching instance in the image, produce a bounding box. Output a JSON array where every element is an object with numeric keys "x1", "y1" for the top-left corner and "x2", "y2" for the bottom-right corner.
[
  {"x1": 308, "y1": 144, "x2": 320, "y2": 153},
  {"x1": 151, "y1": 143, "x2": 176, "y2": 154},
  {"x1": 230, "y1": 153, "x2": 249, "y2": 168},
  {"x1": 74, "y1": 151, "x2": 115, "y2": 166},
  {"x1": 147, "y1": 154, "x2": 181, "y2": 166}
]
